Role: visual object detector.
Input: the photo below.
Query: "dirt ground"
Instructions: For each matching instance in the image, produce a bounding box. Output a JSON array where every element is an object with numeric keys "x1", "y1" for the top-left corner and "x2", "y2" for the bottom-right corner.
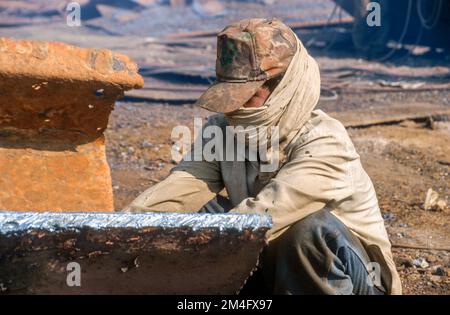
[{"x1": 349, "y1": 123, "x2": 450, "y2": 294}]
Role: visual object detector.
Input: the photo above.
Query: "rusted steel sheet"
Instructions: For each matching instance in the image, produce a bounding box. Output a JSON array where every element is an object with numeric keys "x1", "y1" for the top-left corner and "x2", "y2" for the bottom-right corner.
[
  {"x1": 0, "y1": 38, "x2": 144, "y2": 212},
  {"x1": 0, "y1": 211, "x2": 272, "y2": 294}
]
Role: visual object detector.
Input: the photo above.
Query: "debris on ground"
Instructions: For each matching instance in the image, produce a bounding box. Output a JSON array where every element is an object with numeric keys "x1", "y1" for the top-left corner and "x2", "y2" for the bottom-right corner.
[
  {"x1": 413, "y1": 258, "x2": 430, "y2": 269},
  {"x1": 424, "y1": 188, "x2": 448, "y2": 212},
  {"x1": 432, "y1": 266, "x2": 448, "y2": 277},
  {"x1": 377, "y1": 80, "x2": 426, "y2": 90}
]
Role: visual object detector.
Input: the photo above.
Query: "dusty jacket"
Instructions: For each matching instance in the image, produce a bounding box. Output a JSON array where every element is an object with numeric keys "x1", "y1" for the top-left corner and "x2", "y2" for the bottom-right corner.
[{"x1": 124, "y1": 110, "x2": 402, "y2": 294}]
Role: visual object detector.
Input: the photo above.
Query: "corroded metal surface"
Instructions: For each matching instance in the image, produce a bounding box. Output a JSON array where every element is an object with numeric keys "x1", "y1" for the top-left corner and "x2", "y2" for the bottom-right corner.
[
  {"x1": 0, "y1": 211, "x2": 272, "y2": 294},
  {"x1": 0, "y1": 37, "x2": 144, "y2": 212},
  {"x1": 0, "y1": 37, "x2": 144, "y2": 137}
]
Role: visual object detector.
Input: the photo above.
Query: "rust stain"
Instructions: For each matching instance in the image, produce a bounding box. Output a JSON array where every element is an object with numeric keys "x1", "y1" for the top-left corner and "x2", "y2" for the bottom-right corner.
[{"x1": 0, "y1": 37, "x2": 144, "y2": 212}]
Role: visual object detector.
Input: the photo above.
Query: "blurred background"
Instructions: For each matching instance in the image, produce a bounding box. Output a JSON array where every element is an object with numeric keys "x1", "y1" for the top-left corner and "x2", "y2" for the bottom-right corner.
[
  {"x1": 1, "y1": 0, "x2": 449, "y2": 102},
  {"x1": 0, "y1": 0, "x2": 449, "y2": 294}
]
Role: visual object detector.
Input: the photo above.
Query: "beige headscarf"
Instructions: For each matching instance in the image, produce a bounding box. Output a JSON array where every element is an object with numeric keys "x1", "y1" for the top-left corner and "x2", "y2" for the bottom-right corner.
[{"x1": 225, "y1": 34, "x2": 321, "y2": 155}]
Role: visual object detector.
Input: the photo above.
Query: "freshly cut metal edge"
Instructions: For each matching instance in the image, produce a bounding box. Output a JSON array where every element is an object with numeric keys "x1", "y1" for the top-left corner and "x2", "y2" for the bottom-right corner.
[{"x1": 0, "y1": 211, "x2": 273, "y2": 234}]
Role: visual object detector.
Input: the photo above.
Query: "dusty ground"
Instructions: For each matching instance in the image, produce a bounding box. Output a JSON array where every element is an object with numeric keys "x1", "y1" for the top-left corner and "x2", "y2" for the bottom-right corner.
[{"x1": 349, "y1": 123, "x2": 450, "y2": 294}]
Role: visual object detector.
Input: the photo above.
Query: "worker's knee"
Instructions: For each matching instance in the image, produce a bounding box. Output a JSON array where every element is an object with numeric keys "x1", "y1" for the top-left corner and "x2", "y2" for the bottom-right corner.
[
  {"x1": 269, "y1": 208, "x2": 371, "y2": 271},
  {"x1": 261, "y1": 208, "x2": 383, "y2": 294},
  {"x1": 280, "y1": 208, "x2": 346, "y2": 251}
]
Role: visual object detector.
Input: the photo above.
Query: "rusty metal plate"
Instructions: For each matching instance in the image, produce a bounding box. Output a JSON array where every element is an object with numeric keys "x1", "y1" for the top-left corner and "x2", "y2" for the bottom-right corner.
[{"x1": 0, "y1": 211, "x2": 271, "y2": 294}]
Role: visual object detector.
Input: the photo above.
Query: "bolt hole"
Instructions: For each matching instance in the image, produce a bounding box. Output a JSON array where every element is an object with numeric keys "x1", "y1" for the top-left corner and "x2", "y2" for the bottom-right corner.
[{"x1": 95, "y1": 89, "x2": 104, "y2": 97}]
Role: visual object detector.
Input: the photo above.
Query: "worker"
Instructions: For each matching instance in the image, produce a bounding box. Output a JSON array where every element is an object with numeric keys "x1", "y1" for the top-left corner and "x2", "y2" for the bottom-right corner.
[{"x1": 123, "y1": 18, "x2": 402, "y2": 295}]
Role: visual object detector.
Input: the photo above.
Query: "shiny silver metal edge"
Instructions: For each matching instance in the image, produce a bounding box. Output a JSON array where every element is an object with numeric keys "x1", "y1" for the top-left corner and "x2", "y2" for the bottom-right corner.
[{"x1": 0, "y1": 211, "x2": 272, "y2": 234}]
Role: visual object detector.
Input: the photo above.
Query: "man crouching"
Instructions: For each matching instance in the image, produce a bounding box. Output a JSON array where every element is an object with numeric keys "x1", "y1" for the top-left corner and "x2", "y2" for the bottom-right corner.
[{"x1": 124, "y1": 18, "x2": 402, "y2": 295}]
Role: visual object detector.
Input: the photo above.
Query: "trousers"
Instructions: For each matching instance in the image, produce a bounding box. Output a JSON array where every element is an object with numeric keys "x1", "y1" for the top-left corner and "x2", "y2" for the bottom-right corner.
[
  {"x1": 240, "y1": 208, "x2": 386, "y2": 295},
  {"x1": 201, "y1": 198, "x2": 386, "y2": 295}
]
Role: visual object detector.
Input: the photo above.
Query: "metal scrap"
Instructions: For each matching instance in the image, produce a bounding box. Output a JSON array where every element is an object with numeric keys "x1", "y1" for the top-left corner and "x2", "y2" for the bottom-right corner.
[{"x1": 0, "y1": 211, "x2": 272, "y2": 294}]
